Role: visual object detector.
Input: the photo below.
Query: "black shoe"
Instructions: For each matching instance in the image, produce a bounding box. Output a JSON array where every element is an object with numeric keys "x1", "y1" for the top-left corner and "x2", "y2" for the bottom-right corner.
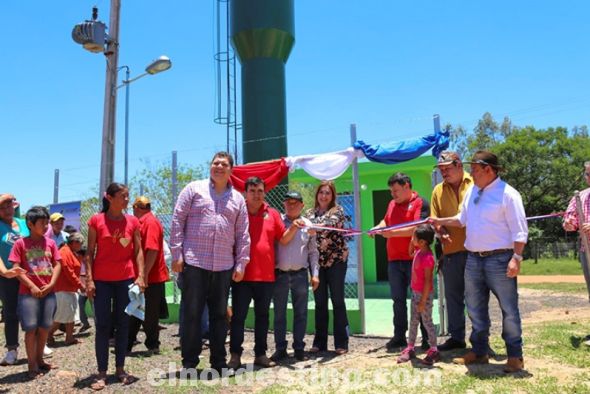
[
  {"x1": 270, "y1": 349, "x2": 288, "y2": 362},
  {"x1": 421, "y1": 339, "x2": 430, "y2": 351},
  {"x1": 385, "y1": 337, "x2": 407, "y2": 350},
  {"x1": 438, "y1": 338, "x2": 467, "y2": 352},
  {"x1": 211, "y1": 365, "x2": 235, "y2": 378},
  {"x1": 294, "y1": 350, "x2": 308, "y2": 361}
]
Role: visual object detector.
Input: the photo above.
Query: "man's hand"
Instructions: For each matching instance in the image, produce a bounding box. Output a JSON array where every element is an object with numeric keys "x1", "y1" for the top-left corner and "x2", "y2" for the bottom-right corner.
[
  {"x1": 171, "y1": 260, "x2": 184, "y2": 273},
  {"x1": 563, "y1": 216, "x2": 577, "y2": 232},
  {"x1": 292, "y1": 219, "x2": 305, "y2": 228},
  {"x1": 506, "y1": 258, "x2": 521, "y2": 278},
  {"x1": 582, "y1": 222, "x2": 590, "y2": 236},
  {"x1": 86, "y1": 279, "x2": 96, "y2": 300},
  {"x1": 311, "y1": 276, "x2": 320, "y2": 291},
  {"x1": 232, "y1": 269, "x2": 245, "y2": 283}
]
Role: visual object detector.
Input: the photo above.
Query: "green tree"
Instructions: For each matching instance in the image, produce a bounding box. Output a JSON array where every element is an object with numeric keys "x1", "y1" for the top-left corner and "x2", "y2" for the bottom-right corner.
[{"x1": 128, "y1": 159, "x2": 207, "y2": 214}]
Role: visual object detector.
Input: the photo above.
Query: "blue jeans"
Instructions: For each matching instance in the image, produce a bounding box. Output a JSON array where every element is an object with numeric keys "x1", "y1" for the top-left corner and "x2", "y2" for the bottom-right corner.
[
  {"x1": 465, "y1": 251, "x2": 522, "y2": 358},
  {"x1": 441, "y1": 251, "x2": 467, "y2": 341},
  {"x1": 273, "y1": 269, "x2": 309, "y2": 351},
  {"x1": 94, "y1": 280, "x2": 132, "y2": 371},
  {"x1": 0, "y1": 276, "x2": 19, "y2": 349},
  {"x1": 313, "y1": 262, "x2": 349, "y2": 350},
  {"x1": 17, "y1": 293, "x2": 57, "y2": 331},
  {"x1": 388, "y1": 261, "x2": 429, "y2": 341},
  {"x1": 230, "y1": 281, "x2": 274, "y2": 357},
  {"x1": 180, "y1": 265, "x2": 232, "y2": 369}
]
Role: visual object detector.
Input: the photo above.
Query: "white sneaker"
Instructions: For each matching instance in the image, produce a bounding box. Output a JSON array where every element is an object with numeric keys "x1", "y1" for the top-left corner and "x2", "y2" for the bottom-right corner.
[
  {"x1": 43, "y1": 345, "x2": 53, "y2": 357},
  {"x1": 0, "y1": 349, "x2": 18, "y2": 366}
]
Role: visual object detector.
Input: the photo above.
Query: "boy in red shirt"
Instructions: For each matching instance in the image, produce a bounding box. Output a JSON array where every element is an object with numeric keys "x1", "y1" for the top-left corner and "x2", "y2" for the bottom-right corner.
[
  {"x1": 9, "y1": 206, "x2": 62, "y2": 378},
  {"x1": 396, "y1": 224, "x2": 439, "y2": 365},
  {"x1": 48, "y1": 232, "x2": 85, "y2": 346}
]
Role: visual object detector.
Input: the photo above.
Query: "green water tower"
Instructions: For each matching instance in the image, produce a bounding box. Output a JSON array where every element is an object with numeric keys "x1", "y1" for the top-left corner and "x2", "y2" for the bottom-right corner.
[{"x1": 230, "y1": 0, "x2": 295, "y2": 164}]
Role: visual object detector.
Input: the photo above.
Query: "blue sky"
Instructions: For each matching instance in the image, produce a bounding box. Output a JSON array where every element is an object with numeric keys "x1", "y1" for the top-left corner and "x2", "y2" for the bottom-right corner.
[{"x1": 3, "y1": 1, "x2": 589, "y2": 211}]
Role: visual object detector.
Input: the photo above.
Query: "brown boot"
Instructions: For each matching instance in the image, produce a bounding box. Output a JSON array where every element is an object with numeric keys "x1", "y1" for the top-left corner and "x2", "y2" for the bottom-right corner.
[
  {"x1": 254, "y1": 354, "x2": 277, "y2": 368},
  {"x1": 452, "y1": 351, "x2": 489, "y2": 365},
  {"x1": 503, "y1": 357, "x2": 524, "y2": 373},
  {"x1": 227, "y1": 353, "x2": 241, "y2": 369}
]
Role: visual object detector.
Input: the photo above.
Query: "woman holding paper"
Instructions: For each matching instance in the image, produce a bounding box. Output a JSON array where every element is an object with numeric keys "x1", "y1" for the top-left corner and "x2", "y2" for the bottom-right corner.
[
  {"x1": 305, "y1": 180, "x2": 350, "y2": 355},
  {"x1": 85, "y1": 183, "x2": 145, "y2": 390}
]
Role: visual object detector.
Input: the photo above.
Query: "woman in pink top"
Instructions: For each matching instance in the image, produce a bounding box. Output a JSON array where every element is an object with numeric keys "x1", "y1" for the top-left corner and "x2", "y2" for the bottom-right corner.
[{"x1": 85, "y1": 183, "x2": 145, "y2": 390}]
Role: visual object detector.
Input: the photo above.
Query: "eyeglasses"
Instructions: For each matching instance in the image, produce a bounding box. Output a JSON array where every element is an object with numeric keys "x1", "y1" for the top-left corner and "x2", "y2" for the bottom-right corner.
[{"x1": 473, "y1": 188, "x2": 484, "y2": 205}]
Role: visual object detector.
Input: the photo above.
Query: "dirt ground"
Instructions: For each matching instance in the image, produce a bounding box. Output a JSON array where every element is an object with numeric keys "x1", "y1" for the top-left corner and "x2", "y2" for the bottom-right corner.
[{"x1": 0, "y1": 279, "x2": 589, "y2": 393}]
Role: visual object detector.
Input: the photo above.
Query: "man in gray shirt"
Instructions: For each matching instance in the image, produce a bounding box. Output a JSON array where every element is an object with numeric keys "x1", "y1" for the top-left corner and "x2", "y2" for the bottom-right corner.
[{"x1": 271, "y1": 191, "x2": 320, "y2": 362}]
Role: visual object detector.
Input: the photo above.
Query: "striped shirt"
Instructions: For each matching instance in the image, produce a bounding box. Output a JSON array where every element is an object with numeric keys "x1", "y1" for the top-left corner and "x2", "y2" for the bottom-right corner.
[
  {"x1": 169, "y1": 179, "x2": 250, "y2": 272},
  {"x1": 564, "y1": 187, "x2": 590, "y2": 251}
]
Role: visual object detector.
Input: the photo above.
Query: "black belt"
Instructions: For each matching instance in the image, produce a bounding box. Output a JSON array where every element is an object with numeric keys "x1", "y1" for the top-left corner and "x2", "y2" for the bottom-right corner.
[
  {"x1": 276, "y1": 268, "x2": 307, "y2": 274},
  {"x1": 470, "y1": 249, "x2": 512, "y2": 257}
]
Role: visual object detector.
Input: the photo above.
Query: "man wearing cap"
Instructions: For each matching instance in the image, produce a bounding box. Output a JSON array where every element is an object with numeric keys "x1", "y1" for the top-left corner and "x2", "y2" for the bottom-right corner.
[
  {"x1": 271, "y1": 191, "x2": 320, "y2": 363},
  {"x1": 371, "y1": 173, "x2": 431, "y2": 351},
  {"x1": 430, "y1": 150, "x2": 528, "y2": 373},
  {"x1": 128, "y1": 196, "x2": 170, "y2": 354},
  {"x1": 170, "y1": 151, "x2": 250, "y2": 376},
  {"x1": 0, "y1": 194, "x2": 29, "y2": 365},
  {"x1": 229, "y1": 177, "x2": 302, "y2": 369},
  {"x1": 46, "y1": 213, "x2": 69, "y2": 248},
  {"x1": 430, "y1": 151, "x2": 473, "y2": 351}
]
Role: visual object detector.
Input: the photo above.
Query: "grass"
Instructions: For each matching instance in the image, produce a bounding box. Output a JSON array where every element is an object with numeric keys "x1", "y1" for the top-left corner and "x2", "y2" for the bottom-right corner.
[
  {"x1": 520, "y1": 258, "x2": 583, "y2": 275},
  {"x1": 520, "y1": 282, "x2": 588, "y2": 294}
]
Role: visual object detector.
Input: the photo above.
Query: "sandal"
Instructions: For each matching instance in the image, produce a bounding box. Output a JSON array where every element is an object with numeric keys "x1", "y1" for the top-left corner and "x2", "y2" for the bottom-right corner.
[
  {"x1": 116, "y1": 372, "x2": 135, "y2": 385},
  {"x1": 39, "y1": 362, "x2": 57, "y2": 371},
  {"x1": 309, "y1": 347, "x2": 321, "y2": 353},
  {"x1": 27, "y1": 370, "x2": 43, "y2": 380},
  {"x1": 65, "y1": 338, "x2": 82, "y2": 346},
  {"x1": 335, "y1": 348, "x2": 348, "y2": 355},
  {"x1": 90, "y1": 377, "x2": 106, "y2": 391}
]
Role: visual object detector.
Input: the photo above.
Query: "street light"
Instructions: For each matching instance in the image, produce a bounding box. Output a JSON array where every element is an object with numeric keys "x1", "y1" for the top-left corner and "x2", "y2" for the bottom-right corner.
[{"x1": 117, "y1": 56, "x2": 172, "y2": 185}]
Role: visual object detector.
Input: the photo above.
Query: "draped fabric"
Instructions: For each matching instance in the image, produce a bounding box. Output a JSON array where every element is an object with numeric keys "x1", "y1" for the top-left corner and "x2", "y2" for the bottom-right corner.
[
  {"x1": 230, "y1": 158, "x2": 290, "y2": 192},
  {"x1": 285, "y1": 148, "x2": 365, "y2": 180},
  {"x1": 353, "y1": 130, "x2": 449, "y2": 164}
]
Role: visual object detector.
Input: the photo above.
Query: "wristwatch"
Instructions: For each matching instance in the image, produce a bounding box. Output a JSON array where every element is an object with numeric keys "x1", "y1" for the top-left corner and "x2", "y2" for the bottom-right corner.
[{"x1": 512, "y1": 253, "x2": 523, "y2": 262}]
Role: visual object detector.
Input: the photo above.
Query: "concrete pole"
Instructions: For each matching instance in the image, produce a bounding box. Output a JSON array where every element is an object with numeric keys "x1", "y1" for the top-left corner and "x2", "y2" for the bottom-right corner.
[
  {"x1": 53, "y1": 169, "x2": 59, "y2": 204},
  {"x1": 350, "y1": 124, "x2": 366, "y2": 334},
  {"x1": 99, "y1": 0, "x2": 121, "y2": 196}
]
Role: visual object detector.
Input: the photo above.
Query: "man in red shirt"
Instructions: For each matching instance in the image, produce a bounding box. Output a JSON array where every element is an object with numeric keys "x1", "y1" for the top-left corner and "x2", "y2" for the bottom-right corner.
[
  {"x1": 128, "y1": 196, "x2": 170, "y2": 354},
  {"x1": 228, "y1": 177, "x2": 301, "y2": 369},
  {"x1": 372, "y1": 173, "x2": 431, "y2": 350}
]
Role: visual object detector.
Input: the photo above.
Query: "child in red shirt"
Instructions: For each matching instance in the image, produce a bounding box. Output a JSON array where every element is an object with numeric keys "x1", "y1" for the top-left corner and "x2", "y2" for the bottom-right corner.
[
  {"x1": 9, "y1": 206, "x2": 62, "y2": 378},
  {"x1": 397, "y1": 224, "x2": 439, "y2": 365}
]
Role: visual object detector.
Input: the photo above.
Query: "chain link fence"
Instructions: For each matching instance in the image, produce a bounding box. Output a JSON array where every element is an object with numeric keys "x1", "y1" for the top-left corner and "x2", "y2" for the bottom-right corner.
[{"x1": 74, "y1": 177, "x2": 362, "y2": 305}]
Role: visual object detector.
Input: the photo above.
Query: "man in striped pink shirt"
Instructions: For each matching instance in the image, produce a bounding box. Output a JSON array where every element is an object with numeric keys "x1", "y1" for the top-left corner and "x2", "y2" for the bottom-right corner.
[
  {"x1": 563, "y1": 161, "x2": 590, "y2": 302},
  {"x1": 170, "y1": 151, "x2": 250, "y2": 375}
]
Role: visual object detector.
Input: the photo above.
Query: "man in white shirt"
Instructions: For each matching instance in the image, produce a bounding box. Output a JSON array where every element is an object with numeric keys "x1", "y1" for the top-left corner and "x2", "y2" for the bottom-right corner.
[{"x1": 430, "y1": 151, "x2": 528, "y2": 373}]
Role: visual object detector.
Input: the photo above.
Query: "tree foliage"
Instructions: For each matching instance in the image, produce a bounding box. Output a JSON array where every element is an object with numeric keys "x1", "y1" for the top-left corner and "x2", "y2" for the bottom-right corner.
[
  {"x1": 448, "y1": 113, "x2": 590, "y2": 240},
  {"x1": 128, "y1": 160, "x2": 207, "y2": 214}
]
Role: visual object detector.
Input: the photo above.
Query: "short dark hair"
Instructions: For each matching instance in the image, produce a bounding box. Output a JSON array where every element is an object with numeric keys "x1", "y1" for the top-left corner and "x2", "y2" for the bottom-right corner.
[
  {"x1": 387, "y1": 173, "x2": 412, "y2": 188},
  {"x1": 26, "y1": 206, "x2": 50, "y2": 226},
  {"x1": 211, "y1": 151, "x2": 234, "y2": 168},
  {"x1": 414, "y1": 224, "x2": 435, "y2": 245},
  {"x1": 245, "y1": 176, "x2": 265, "y2": 191},
  {"x1": 64, "y1": 225, "x2": 77, "y2": 234}
]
